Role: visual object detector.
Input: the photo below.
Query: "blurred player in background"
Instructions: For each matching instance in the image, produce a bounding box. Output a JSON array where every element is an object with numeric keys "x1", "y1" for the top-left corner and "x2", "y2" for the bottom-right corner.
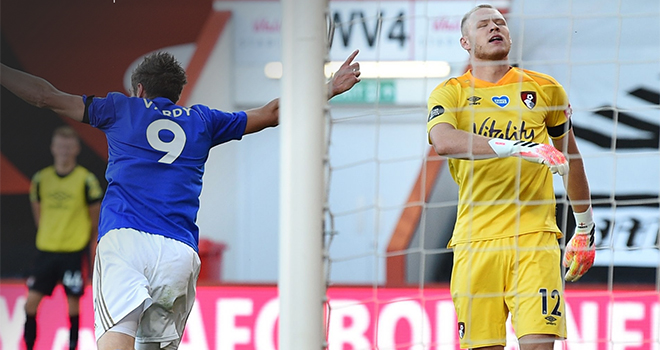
[
  {"x1": 426, "y1": 4, "x2": 594, "y2": 350},
  {"x1": 2, "y1": 49, "x2": 360, "y2": 350},
  {"x1": 24, "y1": 126, "x2": 103, "y2": 350}
]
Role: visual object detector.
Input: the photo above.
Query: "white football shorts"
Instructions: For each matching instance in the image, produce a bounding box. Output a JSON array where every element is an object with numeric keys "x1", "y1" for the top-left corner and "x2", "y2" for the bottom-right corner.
[{"x1": 93, "y1": 228, "x2": 201, "y2": 346}]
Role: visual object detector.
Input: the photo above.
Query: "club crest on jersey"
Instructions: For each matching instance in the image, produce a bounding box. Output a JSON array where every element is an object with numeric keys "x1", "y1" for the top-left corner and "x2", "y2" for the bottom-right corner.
[
  {"x1": 521, "y1": 91, "x2": 537, "y2": 109},
  {"x1": 457, "y1": 322, "x2": 466, "y2": 339},
  {"x1": 467, "y1": 96, "x2": 482, "y2": 105},
  {"x1": 428, "y1": 105, "x2": 445, "y2": 122},
  {"x1": 492, "y1": 95, "x2": 509, "y2": 107}
]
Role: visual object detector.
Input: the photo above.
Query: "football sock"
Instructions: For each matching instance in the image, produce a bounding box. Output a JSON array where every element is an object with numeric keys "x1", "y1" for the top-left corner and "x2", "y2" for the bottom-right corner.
[
  {"x1": 69, "y1": 314, "x2": 79, "y2": 350},
  {"x1": 24, "y1": 314, "x2": 37, "y2": 350}
]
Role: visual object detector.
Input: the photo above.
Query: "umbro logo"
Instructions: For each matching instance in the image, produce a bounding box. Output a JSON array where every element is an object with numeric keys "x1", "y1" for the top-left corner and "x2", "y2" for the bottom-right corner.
[
  {"x1": 545, "y1": 315, "x2": 557, "y2": 325},
  {"x1": 467, "y1": 96, "x2": 482, "y2": 105},
  {"x1": 50, "y1": 191, "x2": 72, "y2": 202}
]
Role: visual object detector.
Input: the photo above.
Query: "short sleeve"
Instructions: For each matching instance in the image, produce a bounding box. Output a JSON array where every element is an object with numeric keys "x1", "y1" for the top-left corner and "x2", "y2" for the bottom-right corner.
[
  {"x1": 29, "y1": 171, "x2": 41, "y2": 203},
  {"x1": 84, "y1": 94, "x2": 118, "y2": 130},
  {"x1": 427, "y1": 79, "x2": 460, "y2": 143},
  {"x1": 543, "y1": 81, "x2": 571, "y2": 139},
  {"x1": 193, "y1": 105, "x2": 248, "y2": 146},
  {"x1": 85, "y1": 171, "x2": 104, "y2": 204}
]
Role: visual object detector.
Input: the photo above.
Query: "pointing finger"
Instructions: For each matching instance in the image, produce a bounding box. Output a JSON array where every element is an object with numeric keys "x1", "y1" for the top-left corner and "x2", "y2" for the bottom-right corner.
[{"x1": 340, "y1": 49, "x2": 360, "y2": 69}]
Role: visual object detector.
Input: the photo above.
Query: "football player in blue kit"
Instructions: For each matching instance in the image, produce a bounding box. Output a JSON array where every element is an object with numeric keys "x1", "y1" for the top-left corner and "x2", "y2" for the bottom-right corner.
[{"x1": 1, "y1": 49, "x2": 361, "y2": 350}]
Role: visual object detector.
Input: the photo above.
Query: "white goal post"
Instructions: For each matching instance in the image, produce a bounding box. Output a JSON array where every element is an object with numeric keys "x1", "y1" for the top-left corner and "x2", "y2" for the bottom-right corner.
[{"x1": 279, "y1": 0, "x2": 328, "y2": 350}]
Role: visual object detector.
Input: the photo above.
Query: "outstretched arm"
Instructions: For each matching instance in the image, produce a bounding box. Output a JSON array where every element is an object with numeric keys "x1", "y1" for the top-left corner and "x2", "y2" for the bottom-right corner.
[
  {"x1": 1, "y1": 64, "x2": 85, "y2": 121},
  {"x1": 244, "y1": 98, "x2": 280, "y2": 135},
  {"x1": 243, "y1": 50, "x2": 362, "y2": 135}
]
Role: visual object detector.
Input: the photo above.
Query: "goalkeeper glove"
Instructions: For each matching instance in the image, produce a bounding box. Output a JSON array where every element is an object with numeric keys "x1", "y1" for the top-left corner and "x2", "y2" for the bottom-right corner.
[
  {"x1": 563, "y1": 207, "x2": 596, "y2": 282},
  {"x1": 488, "y1": 139, "x2": 569, "y2": 176}
]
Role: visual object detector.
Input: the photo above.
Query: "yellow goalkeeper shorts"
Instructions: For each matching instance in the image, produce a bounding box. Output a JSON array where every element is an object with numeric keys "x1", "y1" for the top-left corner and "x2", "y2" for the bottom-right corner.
[{"x1": 450, "y1": 232, "x2": 566, "y2": 349}]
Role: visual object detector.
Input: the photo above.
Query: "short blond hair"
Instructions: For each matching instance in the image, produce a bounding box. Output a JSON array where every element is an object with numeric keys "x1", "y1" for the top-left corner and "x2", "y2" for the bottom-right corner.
[
  {"x1": 461, "y1": 4, "x2": 496, "y2": 36},
  {"x1": 52, "y1": 126, "x2": 80, "y2": 142}
]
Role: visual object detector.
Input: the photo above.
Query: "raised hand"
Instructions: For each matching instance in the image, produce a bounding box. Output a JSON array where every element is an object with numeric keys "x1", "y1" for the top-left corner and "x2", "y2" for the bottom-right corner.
[{"x1": 330, "y1": 49, "x2": 361, "y2": 98}]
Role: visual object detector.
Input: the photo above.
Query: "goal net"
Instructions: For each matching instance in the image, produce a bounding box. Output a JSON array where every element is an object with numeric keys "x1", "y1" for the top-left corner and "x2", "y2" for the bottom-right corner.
[{"x1": 323, "y1": 0, "x2": 660, "y2": 349}]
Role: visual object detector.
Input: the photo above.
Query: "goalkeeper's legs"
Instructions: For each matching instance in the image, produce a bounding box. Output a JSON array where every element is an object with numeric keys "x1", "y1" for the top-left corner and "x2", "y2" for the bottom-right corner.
[
  {"x1": 518, "y1": 334, "x2": 556, "y2": 350},
  {"x1": 462, "y1": 339, "x2": 555, "y2": 350},
  {"x1": 452, "y1": 233, "x2": 565, "y2": 349},
  {"x1": 509, "y1": 233, "x2": 565, "y2": 350},
  {"x1": 451, "y1": 241, "x2": 509, "y2": 349}
]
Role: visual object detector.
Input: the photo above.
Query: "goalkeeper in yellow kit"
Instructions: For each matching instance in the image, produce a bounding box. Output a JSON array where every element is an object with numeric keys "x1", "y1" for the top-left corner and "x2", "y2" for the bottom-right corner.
[{"x1": 427, "y1": 4, "x2": 595, "y2": 350}]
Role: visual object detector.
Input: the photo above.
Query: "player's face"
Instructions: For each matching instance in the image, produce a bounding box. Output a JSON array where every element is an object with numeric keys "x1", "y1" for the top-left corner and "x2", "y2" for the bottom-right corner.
[
  {"x1": 464, "y1": 8, "x2": 511, "y2": 62},
  {"x1": 51, "y1": 135, "x2": 80, "y2": 163}
]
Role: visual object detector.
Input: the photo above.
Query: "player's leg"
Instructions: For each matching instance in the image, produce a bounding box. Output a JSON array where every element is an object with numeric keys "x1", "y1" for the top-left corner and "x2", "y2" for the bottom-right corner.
[
  {"x1": 66, "y1": 295, "x2": 81, "y2": 350},
  {"x1": 135, "y1": 233, "x2": 200, "y2": 349},
  {"x1": 24, "y1": 290, "x2": 44, "y2": 350},
  {"x1": 506, "y1": 232, "x2": 566, "y2": 350},
  {"x1": 24, "y1": 290, "x2": 44, "y2": 315},
  {"x1": 451, "y1": 239, "x2": 510, "y2": 349},
  {"x1": 67, "y1": 294, "x2": 80, "y2": 317},
  {"x1": 93, "y1": 228, "x2": 200, "y2": 349},
  {"x1": 97, "y1": 305, "x2": 141, "y2": 350},
  {"x1": 97, "y1": 331, "x2": 136, "y2": 350},
  {"x1": 93, "y1": 229, "x2": 153, "y2": 348},
  {"x1": 134, "y1": 297, "x2": 193, "y2": 350},
  {"x1": 24, "y1": 251, "x2": 59, "y2": 350},
  {"x1": 62, "y1": 251, "x2": 85, "y2": 350}
]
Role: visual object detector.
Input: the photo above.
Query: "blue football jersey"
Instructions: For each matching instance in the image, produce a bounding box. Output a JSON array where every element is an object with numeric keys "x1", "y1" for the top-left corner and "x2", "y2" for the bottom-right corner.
[{"x1": 84, "y1": 93, "x2": 247, "y2": 251}]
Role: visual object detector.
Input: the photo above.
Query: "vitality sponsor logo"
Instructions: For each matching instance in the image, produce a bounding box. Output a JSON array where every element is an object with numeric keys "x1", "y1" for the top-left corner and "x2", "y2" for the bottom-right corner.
[{"x1": 473, "y1": 117, "x2": 535, "y2": 141}]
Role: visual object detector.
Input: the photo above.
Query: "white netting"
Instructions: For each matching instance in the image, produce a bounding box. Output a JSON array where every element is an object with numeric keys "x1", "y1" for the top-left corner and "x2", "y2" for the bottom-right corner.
[{"x1": 323, "y1": 0, "x2": 660, "y2": 349}]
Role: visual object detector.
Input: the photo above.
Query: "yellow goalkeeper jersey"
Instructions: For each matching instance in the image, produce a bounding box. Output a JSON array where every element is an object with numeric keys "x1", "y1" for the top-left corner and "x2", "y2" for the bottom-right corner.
[
  {"x1": 30, "y1": 165, "x2": 103, "y2": 252},
  {"x1": 427, "y1": 67, "x2": 571, "y2": 246}
]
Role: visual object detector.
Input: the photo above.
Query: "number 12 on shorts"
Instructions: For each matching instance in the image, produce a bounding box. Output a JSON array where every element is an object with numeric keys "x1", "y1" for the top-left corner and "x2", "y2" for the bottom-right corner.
[{"x1": 539, "y1": 288, "x2": 562, "y2": 316}]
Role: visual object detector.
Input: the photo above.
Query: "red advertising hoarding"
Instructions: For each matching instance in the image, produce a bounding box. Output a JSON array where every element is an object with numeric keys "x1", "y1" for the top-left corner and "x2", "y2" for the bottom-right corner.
[{"x1": 1, "y1": 283, "x2": 658, "y2": 350}]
